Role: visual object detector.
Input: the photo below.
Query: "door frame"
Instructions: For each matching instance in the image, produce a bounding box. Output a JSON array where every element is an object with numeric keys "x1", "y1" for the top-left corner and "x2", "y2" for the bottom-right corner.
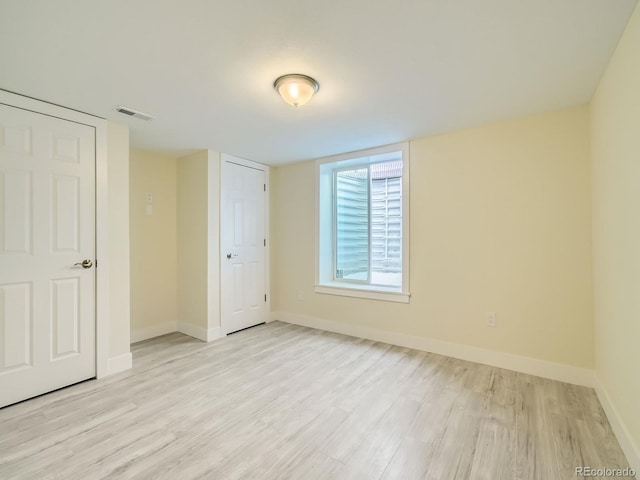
[
  {"x1": 219, "y1": 153, "x2": 270, "y2": 335},
  {"x1": 0, "y1": 89, "x2": 111, "y2": 378}
]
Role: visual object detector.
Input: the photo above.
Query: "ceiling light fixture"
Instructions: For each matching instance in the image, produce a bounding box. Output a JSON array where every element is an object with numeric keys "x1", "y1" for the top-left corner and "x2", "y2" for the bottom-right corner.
[{"x1": 273, "y1": 74, "x2": 319, "y2": 107}]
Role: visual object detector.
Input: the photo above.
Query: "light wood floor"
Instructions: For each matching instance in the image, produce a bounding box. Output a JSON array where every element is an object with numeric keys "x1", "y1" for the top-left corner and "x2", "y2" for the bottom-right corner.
[{"x1": 0, "y1": 321, "x2": 633, "y2": 479}]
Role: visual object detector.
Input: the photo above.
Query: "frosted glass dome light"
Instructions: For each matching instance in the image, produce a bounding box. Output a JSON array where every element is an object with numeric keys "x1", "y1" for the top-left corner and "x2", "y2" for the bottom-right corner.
[{"x1": 274, "y1": 74, "x2": 319, "y2": 107}]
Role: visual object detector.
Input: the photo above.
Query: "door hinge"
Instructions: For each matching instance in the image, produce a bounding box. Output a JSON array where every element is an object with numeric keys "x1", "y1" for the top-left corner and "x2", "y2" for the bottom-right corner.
[
  {"x1": 264, "y1": 239, "x2": 266, "y2": 247},
  {"x1": 264, "y1": 184, "x2": 266, "y2": 192},
  {"x1": 264, "y1": 294, "x2": 267, "y2": 302}
]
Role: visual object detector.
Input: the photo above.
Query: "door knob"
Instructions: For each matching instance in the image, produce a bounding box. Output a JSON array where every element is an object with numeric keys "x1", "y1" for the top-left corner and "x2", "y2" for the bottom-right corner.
[
  {"x1": 226, "y1": 253, "x2": 238, "y2": 259},
  {"x1": 74, "y1": 259, "x2": 93, "y2": 269}
]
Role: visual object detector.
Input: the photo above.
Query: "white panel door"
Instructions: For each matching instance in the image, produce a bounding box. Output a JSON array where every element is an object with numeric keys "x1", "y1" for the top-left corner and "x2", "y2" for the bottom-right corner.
[
  {"x1": 221, "y1": 161, "x2": 266, "y2": 334},
  {"x1": 0, "y1": 103, "x2": 95, "y2": 408}
]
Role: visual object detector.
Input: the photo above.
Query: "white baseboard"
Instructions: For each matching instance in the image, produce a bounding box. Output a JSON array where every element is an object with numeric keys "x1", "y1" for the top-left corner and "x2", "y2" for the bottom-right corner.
[
  {"x1": 107, "y1": 352, "x2": 132, "y2": 376},
  {"x1": 272, "y1": 311, "x2": 595, "y2": 387},
  {"x1": 130, "y1": 321, "x2": 177, "y2": 343},
  {"x1": 595, "y1": 378, "x2": 640, "y2": 474},
  {"x1": 177, "y1": 321, "x2": 222, "y2": 342},
  {"x1": 207, "y1": 326, "x2": 222, "y2": 341}
]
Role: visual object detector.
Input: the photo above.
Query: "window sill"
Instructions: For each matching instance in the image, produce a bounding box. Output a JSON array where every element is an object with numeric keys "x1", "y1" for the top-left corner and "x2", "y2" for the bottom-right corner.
[{"x1": 314, "y1": 284, "x2": 410, "y2": 303}]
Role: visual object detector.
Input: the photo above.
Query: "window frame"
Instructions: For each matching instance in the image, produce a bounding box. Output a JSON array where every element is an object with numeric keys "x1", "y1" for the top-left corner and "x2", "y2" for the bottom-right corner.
[{"x1": 315, "y1": 142, "x2": 410, "y2": 303}]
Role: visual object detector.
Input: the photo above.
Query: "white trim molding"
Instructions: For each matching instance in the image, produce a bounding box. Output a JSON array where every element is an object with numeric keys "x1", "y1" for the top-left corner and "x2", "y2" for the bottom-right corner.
[
  {"x1": 107, "y1": 353, "x2": 132, "y2": 376},
  {"x1": 94, "y1": 121, "x2": 109, "y2": 378},
  {"x1": 314, "y1": 285, "x2": 410, "y2": 303},
  {"x1": 272, "y1": 311, "x2": 595, "y2": 387},
  {"x1": 178, "y1": 322, "x2": 222, "y2": 342},
  {"x1": 595, "y1": 379, "x2": 640, "y2": 474},
  {"x1": 131, "y1": 321, "x2": 178, "y2": 344}
]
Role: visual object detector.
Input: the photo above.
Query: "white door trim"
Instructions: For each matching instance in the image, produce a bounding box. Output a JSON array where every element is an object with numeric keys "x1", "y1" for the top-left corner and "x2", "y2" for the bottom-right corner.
[
  {"x1": 219, "y1": 153, "x2": 270, "y2": 334},
  {"x1": 0, "y1": 89, "x2": 110, "y2": 378}
]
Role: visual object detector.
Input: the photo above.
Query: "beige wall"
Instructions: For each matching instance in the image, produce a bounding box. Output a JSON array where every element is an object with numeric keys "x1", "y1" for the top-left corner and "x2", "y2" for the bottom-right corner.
[
  {"x1": 176, "y1": 150, "x2": 222, "y2": 339},
  {"x1": 271, "y1": 105, "x2": 594, "y2": 369},
  {"x1": 177, "y1": 151, "x2": 209, "y2": 331},
  {"x1": 590, "y1": 3, "x2": 640, "y2": 467},
  {"x1": 129, "y1": 149, "x2": 178, "y2": 339},
  {"x1": 207, "y1": 153, "x2": 221, "y2": 332},
  {"x1": 107, "y1": 121, "x2": 131, "y2": 357}
]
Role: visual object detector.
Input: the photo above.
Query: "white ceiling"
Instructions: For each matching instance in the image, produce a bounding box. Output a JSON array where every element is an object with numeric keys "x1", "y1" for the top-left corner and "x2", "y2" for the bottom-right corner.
[{"x1": 0, "y1": 0, "x2": 636, "y2": 165}]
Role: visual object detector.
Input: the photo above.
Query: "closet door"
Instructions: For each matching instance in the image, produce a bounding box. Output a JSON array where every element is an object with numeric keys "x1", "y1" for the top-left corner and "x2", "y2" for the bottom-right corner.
[
  {"x1": 0, "y1": 103, "x2": 96, "y2": 408},
  {"x1": 220, "y1": 159, "x2": 266, "y2": 335}
]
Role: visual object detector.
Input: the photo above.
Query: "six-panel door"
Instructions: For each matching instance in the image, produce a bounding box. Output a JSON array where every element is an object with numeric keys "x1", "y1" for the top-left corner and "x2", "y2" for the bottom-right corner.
[
  {"x1": 221, "y1": 161, "x2": 266, "y2": 335},
  {"x1": 0, "y1": 104, "x2": 96, "y2": 408}
]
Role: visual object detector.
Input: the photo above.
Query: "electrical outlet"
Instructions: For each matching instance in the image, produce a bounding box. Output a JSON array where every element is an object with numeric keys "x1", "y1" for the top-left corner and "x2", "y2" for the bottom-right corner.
[
  {"x1": 487, "y1": 312, "x2": 497, "y2": 327},
  {"x1": 297, "y1": 289, "x2": 304, "y2": 301},
  {"x1": 146, "y1": 192, "x2": 153, "y2": 204}
]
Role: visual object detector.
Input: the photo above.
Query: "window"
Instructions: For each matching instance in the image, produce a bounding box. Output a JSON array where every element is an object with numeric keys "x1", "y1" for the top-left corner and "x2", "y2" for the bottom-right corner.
[{"x1": 316, "y1": 143, "x2": 409, "y2": 303}]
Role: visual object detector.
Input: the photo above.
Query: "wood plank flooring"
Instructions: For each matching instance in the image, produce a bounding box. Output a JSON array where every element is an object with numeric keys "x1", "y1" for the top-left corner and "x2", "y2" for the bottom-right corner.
[{"x1": 0, "y1": 321, "x2": 634, "y2": 479}]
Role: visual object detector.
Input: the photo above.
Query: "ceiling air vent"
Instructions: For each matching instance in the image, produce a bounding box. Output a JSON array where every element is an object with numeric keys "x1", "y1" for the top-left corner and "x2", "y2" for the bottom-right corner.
[{"x1": 116, "y1": 106, "x2": 154, "y2": 121}]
